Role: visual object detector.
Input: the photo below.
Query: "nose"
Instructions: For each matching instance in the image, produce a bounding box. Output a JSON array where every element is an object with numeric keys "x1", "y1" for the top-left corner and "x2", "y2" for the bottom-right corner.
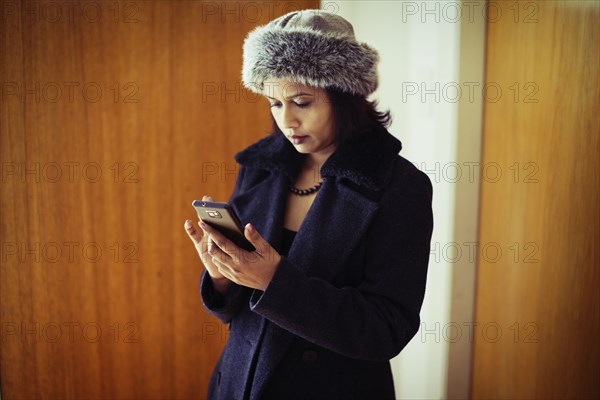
[{"x1": 279, "y1": 104, "x2": 300, "y2": 129}]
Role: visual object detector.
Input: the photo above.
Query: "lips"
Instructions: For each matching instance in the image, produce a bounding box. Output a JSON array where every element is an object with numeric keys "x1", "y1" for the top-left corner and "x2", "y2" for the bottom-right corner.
[{"x1": 289, "y1": 135, "x2": 308, "y2": 145}]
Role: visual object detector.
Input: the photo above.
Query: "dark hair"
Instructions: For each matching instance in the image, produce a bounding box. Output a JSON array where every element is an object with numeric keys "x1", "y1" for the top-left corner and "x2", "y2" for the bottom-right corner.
[{"x1": 271, "y1": 87, "x2": 392, "y2": 146}]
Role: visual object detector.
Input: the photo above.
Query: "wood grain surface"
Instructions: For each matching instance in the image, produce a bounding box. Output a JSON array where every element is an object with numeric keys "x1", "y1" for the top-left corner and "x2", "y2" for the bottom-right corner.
[
  {"x1": 472, "y1": 1, "x2": 599, "y2": 398},
  {"x1": 0, "y1": 1, "x2": 317, "y2": 398}
]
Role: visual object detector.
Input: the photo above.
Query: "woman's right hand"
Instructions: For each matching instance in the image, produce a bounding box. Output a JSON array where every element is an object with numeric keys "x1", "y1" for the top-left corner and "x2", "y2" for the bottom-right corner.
[{"x1": 184, "y1": 195, "x2": 232, "y2": 294}]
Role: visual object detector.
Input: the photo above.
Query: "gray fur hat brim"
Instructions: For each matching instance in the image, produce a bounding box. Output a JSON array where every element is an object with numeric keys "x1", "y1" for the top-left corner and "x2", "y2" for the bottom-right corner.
[{"x1": 242, "y1": 10, "x2": 380, "y2": 97}]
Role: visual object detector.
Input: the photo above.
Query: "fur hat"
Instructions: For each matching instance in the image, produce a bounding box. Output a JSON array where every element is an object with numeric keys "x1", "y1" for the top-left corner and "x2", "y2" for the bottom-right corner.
[{"x1": 241, "y1": 9, "x2": 380, "y2": 97}]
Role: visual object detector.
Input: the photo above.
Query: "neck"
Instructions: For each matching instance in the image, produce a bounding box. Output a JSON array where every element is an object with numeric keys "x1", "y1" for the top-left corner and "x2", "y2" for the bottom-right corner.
[
  {"x1": 304, "y1": 145, "x2": 336, "y2": 175},
  {"x1": 303, "y1": 154, "x2": 329, "y2": 182}
]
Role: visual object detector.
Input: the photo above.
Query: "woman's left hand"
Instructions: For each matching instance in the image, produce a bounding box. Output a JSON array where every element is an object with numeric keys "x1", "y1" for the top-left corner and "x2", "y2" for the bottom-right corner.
[{"x1": 199, "y1": 221, "x2": 282, "y2": 291}]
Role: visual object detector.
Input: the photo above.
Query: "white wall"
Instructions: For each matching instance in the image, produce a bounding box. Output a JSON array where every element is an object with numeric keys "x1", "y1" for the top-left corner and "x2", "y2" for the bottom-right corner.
[{"x1": 321, "y1": 1, "x2": 485, "y2": 398}]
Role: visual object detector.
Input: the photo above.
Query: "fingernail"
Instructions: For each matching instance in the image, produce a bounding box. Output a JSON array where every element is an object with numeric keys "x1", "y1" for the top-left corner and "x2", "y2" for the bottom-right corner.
[
  {"x1": 199, "y1": 220, "x2": 207, "y2": 229},
  {"x1": 246, "y1": 223, "x2": 255, "y2": 233}
]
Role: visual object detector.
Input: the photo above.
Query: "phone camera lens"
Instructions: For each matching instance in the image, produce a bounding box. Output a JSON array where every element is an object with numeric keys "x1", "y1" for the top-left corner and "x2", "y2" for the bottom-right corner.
[{"x1": 202, "y1": 202, "x2": 206, "y2": 206}]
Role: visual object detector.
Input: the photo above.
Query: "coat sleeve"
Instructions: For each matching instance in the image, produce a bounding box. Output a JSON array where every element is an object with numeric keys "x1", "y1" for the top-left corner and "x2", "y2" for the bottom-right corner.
[
  {"x1": 248, "y1": 166, "x2": 433, "y2": 361},
  {"x1": 199, "y1": 271, "x2": 249, "y2": 324},
  {"x1": 199, "y1": 165, "x2": 251, "y2": 324}
]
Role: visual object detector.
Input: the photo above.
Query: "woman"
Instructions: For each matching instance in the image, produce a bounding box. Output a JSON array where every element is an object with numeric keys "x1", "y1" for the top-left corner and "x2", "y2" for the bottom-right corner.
[{"x1": 184, "y1": 9, "x2": 433, "y2": 400}]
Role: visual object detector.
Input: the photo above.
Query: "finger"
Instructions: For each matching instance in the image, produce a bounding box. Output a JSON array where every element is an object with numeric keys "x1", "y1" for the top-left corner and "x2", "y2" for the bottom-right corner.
[
  {"x1": 184, "y1": 220, "x2": 203, "y2": 245},
  {"x1": 216, "y1": 265, "x2": 237, "y2": 285},
  {"x1": 198, "y1": 220, "x2": 211, "y2": 248},
  {"x1": 207, "y1": 234, "x2": 233, "y2": 265},
  {"x1": 212, "y1": 255, "x2": 236, "y2": 277},
  {"x1": 200, "y1": 220, "x2": 241, "y2": 260},
  {"x1": 198, "y1": 220, "x2": 208, "y2": 235},
  {"x1": 199, "y1": 239, "x2": 214, "y2": 264},
  {"x1": 243, "y1": 223, "x2": 270, "y2": 256},
  {"x1": 202, "y1": 195, "x2": 214, "y2": 201}
]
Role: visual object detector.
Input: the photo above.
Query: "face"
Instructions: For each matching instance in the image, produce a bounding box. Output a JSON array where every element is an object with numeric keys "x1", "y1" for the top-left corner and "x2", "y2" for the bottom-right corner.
[{"x1": 265, "y1": 79, "x2": 336, "y2": 160}]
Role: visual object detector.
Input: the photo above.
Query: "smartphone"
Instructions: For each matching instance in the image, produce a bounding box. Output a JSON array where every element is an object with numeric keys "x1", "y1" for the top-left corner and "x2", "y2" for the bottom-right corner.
[{"x1": 192, "y1": 200, "x2": 255, "y2": 252}]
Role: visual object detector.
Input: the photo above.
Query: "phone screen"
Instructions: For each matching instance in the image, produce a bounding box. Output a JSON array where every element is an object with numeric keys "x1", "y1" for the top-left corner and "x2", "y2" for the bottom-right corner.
[{"x1": 192, "y1": 200, "x2": 255, "y2": 252}]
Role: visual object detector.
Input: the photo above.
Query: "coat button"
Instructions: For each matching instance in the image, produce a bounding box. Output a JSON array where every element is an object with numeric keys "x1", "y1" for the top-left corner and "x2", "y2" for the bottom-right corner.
[{"x1": 302, "y1": 350, "x2": 318, "y2": 364}]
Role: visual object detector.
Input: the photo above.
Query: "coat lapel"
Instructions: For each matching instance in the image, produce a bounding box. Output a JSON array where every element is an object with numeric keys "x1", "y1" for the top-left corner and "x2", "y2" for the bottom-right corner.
[
  {"x1": 288, "y1": 179, "x2": 379, "y2": 280},
  {"x1": 229, "y1": 172, "x2": 289, "y2": 252}
]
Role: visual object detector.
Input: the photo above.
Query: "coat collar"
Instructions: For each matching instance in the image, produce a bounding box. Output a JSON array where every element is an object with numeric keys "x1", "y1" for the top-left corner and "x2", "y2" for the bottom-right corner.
[{"x1": 234, "y1": 128, "x2": 403, "y2": 191}]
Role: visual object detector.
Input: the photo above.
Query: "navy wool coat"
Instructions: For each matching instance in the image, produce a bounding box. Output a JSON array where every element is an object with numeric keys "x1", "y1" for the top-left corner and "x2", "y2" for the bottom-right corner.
[{"x1": 200, "y1": 127, "x2": 433, "y2": 400}]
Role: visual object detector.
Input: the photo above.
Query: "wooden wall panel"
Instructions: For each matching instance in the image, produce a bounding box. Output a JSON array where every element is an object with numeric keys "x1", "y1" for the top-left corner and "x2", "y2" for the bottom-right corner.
[
  {"x1": 0, "y1": 1, "x2": 318, "y2": 398},
  {"x1": 472, "y1": 1, "x2": 599, "y2": 398}
]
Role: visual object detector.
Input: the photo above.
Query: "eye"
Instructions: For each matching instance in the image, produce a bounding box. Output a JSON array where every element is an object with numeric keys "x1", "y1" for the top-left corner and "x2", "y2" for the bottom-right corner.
[{"x1": 269, "y1": 101, "x2": 311, "y2": 109}]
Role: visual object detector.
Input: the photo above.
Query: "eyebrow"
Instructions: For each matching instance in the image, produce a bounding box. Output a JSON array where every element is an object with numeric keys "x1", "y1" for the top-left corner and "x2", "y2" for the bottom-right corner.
[{"x1": 265, "y1": 92, "x2": 313, "y2": 101}]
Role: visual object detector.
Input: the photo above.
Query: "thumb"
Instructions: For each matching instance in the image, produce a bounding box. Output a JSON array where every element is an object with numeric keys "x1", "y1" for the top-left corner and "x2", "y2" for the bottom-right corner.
[{"x1": 244, "y1": 223, "x2": 269, "y2": 253}]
